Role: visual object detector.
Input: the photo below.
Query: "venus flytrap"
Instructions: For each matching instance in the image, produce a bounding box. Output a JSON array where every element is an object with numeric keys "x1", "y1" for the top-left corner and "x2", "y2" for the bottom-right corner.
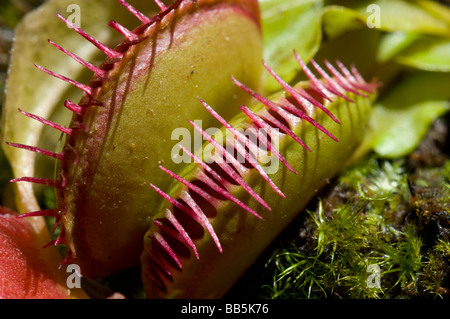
[
  {"x1": 2, "y1": 0, "x2": 449, "y2": 299},
  {"x1": 6, "y1": 0, "x2": 263, "y2": 279},
  {"x1": 2, "y1": 0, "x2": 379, "y2": 298},
  {"x1": 142, "y1": 52, "x2": 378, "y2": 298}
]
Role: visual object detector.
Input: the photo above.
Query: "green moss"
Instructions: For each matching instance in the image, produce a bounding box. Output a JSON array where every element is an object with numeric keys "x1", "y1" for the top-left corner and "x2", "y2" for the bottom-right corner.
[{"x1": 261, "y1": 156, "x2": 450, "y2": 299}]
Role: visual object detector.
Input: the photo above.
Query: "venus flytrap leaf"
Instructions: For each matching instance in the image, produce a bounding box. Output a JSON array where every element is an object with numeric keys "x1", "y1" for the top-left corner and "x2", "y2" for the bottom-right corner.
[
  {"x1": 2, "y1": 0, "x2": 159, "y2": 215},
  {"x1": 1, "y1": 1, "x2": 161, "y2": 262},
  {"x1": 4, "y1": 0, "x2": 264, "y2": 279},
  {"x1": 0, "y1": 206, "x2": 88, "y2": 299},
  {"x1": 142, "y1": 54, "x2": 377, "y2": 298}
]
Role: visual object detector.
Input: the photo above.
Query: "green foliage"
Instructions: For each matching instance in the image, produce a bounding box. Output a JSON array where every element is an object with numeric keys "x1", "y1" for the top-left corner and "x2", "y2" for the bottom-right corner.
[
  {"x1": 367, "y1": 73, "x2": 450, "y2": 158},
  {"x1": 261, "y1": 0, "x2": 323, "y2": 91},
  {"x1": 381, "y1": 226, "x2": 424, "y2": 293},
  {"x1": 260, "y1": 0, "x2": 450, "y2": 158}
]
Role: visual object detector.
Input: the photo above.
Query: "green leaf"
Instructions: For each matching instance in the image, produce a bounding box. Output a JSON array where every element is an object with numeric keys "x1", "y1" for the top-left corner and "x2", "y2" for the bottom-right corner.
[
  {"x1": 1, "y1": 0, "x2": 160, "y2": 214},
  {"x1": 261, "y1": 0, "x2": 323, "y2": 92},
  {"x1": 321, "y1": 5, "x2": 368, "y2": 40},
  {"x1": 377, "y1": 32, "x2": 421, "y2": 63},
  {"x1": 328, "y1": 0, "x2": 450, "y2": 36},
  {"x1": 396, "y1": 37, "x2": 450, "y2": 72},
  {"x1": 370, "y1": 101, "x2": 449, "y2": 158},
  {"x1": 366, "y1": 72, "x2": 450, "y2": 158}
]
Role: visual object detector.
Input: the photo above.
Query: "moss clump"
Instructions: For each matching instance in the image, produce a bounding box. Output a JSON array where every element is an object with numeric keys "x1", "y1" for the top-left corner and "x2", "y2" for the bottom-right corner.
[{"x1": 260, "y1": 156, "x2": 449, "y2": 299}]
